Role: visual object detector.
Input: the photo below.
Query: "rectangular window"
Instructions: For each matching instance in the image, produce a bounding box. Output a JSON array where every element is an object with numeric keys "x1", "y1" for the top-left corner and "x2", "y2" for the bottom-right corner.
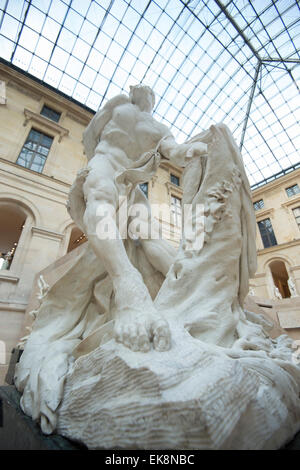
[
  {"x1": 171, "y1": 195, "x2": 182, "y2": 227},
  {"x1": 40, "y1": 105, "x2": 61, "y2": 123},
  {"x1": 253, "y1": 199, "x2": 264, "y2": 211},
  {"x1": 285, "y1": 184, "x2": 300, "y2": 197},
  {"x1": 170, "y1": 174, "x2": 180, "y2": 186},
  {"x1": 139, "y1": 182, "x2": 148, "y2": 198},
  {"x1": 16, "y1": 129, "x2": 53, "y2": 173},
  {"x1": 257, "y1": 218, "x2": 277, "y2": 248},
  {"x1": 293, "y1": 207, "x2": 300, "y2": 230}
]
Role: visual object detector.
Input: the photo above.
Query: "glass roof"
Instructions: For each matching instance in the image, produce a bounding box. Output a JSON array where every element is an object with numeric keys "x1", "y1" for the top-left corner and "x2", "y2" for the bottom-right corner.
[{"x1": 0, "y1": 0, "x2": 299, "y2": 188}]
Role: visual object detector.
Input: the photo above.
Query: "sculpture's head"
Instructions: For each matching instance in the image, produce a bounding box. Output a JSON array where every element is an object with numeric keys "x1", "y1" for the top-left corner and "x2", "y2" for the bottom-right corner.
[{"x1": 129, "y1": 84, "x2": 155, "y2": 113}]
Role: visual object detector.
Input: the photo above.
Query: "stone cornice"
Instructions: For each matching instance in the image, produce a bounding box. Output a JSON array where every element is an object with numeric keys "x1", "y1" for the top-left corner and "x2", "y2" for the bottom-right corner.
[
  {"x1": 160, "y1": 158, "x2": 183, "y2": 175},
  {"x1": 251, "y1": 168, "x2": 300, "y2": 198},
  {"x1": 0, "y1": 157, "x2": 71, "y2": 188},
  {"x1": 0, "y1": 300, "x2": 26, "y2": 312},
  {"x1": 23, "y1": 109, "x2": 69, "y2": 142},
  {"x1": 257, "y1": 238, "x2": 300, "y2": 255},
  {"x1": 253, "y1": 272, "x2": 266, "y2": 278},
  {"x1": 255, "y1": 207, "x2": 274, "y2": 221},
  {"x1": 165, "y1": 181, "x2": 183, "y2": 198},
  {"x1": 281, "y1": 195, "x2": 300, "y2": 210},
  {"x1": 0, "y1": 62, "x2": 93, "y2": 125},
  {"x1": 290, "y1": 265, "x2": 300, "y2": 272},
  {"x1": 7, "y1": 79, "x2": 41, "y2": 101},
  {"x1": 31, "y1": 226, "x2": 64, "y2": 240},
  {"x1": 0, "y1": 272, "x2": 19, "y2": 283}
]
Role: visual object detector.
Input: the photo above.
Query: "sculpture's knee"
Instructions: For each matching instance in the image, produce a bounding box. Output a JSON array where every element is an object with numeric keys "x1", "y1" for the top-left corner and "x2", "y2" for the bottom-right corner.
[
  {"x1": 84, "y1": 172, "x2": 118, "y2": 205},
  {"x1": 83, "y1": 174, "x2": 118, "y2": 230}
]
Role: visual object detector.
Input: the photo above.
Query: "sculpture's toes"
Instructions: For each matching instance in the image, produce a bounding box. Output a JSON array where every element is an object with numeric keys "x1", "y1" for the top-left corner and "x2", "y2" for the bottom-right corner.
[
  {"x1": 152, "y1": 318, "x2": 171, "y2": 352},
  {"x1": 115, "y1": 322, "x2": 151, "y2": 353},
  {"x1": 137, "y1": 323, "x2": 151, "y2": 352}
]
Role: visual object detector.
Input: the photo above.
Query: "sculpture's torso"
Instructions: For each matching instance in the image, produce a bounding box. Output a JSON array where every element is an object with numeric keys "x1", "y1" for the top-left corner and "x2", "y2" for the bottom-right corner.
[{"x1": 100, "y1": 102, "x2": 170, "y2": 160}]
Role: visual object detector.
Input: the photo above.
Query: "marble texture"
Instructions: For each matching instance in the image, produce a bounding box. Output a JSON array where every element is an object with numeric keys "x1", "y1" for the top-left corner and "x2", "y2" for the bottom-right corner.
[
  {"x1": 57, "y1": 318, "x2": 300, "y2": 450},
  {"x1": 14, "y1": 86, "x2": 300, "y2": 449}
]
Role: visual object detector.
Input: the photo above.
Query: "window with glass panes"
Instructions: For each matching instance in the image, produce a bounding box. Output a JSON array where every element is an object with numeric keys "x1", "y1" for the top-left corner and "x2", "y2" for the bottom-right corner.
[
  {"x1": 253, "y1": 199, "x2": 264, "y2": 211},
  {"x1": 170, "y1": 174, "x2": 180, "y2": 186},
  {"x1": 257, "y1": 218, "x2": 277, "y2": 248},
  {"x1": 292, "y1": 207, "x2": 300, "y2": 230},
  {"x1": 40, "y1": 105, "x2": 61, "y2": 123},
  {"x1": 16, "y1": 129, "x2": 53, "y2": 173},
  {"x1": 139, "y1": 182, "x2": 148, "y2": 198},
  {"x1": 285, "y1": 184, "x2": 300, "y2": 197},
  {"x1": 171, "y1": 195, "x2": 182, "y2": 227}
]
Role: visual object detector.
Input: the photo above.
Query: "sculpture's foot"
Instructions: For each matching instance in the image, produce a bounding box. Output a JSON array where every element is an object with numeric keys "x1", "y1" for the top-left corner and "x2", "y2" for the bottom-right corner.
[
  {"x1": 114, "y1": 310, "x2": 171, "y2": 352},
  {"x1": 233, "y1": 335, "x2": 272, "y2": 352}
]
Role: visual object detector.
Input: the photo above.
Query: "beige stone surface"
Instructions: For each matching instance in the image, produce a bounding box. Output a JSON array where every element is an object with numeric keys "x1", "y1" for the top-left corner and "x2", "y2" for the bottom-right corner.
[
  {"x1": 0, "y1": 310, "x2": 24, "y2": 384},
  {"x1": 250, "y1": 169, "x2": 300, "y2": 299},
  {"x1": 14, "y1": 111, "x2": 299, "y2": 450},
  {"x1": 244, "y1": 295, "x2": 287, "y2": 339},
  {"x1": 0, "y1": 61, "x2": 300, "y2": 393},
  {"x1": 0, "y1": 62, "x2": 93, "y2": 382},
  {"x1": 278, "y1": 310, "x2": 300, "y2": 329},
  {"x1": 0, "y1": 66, "x2": 187, "y2": 382}
]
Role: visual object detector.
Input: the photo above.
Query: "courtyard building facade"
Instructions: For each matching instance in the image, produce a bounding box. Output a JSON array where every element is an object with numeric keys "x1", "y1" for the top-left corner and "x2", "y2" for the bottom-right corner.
[{"x1": 0, "y1": 61, "x2": 299, "y2": 383}]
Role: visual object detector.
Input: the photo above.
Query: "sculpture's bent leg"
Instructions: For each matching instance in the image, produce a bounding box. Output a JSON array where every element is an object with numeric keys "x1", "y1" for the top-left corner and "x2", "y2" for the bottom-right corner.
[
  {"x1": 82, "y1": 154, "x2": 171, "y2": 352},
  {"x1": 14, "y1": 243, "x2": 105, "y2": 433},
  {"x1": 141, "y1": 237, "x2": 176, "y2": 277}
]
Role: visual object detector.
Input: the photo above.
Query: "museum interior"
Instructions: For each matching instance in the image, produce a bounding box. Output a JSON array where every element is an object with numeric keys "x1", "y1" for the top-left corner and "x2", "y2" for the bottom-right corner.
[{"x1": 0, "y1": 0, "x2": 299, "y2": 435}]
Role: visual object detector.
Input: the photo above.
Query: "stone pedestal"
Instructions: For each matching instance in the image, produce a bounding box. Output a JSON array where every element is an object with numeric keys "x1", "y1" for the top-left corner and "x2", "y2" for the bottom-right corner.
[
  {"x1": 0, "y1": 384, "x2": 300, "y2": 450},
  {"x1": 0, "y1": 386, "x2": 85, "y2": 450}
]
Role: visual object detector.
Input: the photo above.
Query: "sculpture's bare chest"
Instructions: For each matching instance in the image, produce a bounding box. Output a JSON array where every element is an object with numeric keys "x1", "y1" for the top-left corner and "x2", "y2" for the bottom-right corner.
[{"x1": 109, "y1": 104, "x2": 167, "y2": 152}]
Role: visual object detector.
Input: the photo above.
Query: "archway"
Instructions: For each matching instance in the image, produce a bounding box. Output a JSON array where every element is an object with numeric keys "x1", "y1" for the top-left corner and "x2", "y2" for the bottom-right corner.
[
  {"x1": 67, "y1": 226, "x2": 87, "y2": 253},
  {"x1": 269, "y1": 260, "x2": 291, "y2": 299},
  {"x1": 0, "y1": 203, "x2": 27, "y2": 270}
]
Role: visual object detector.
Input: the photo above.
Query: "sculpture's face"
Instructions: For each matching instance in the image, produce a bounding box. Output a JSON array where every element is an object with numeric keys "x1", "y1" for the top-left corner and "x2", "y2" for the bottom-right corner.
[{"x1": 130, "y1": 85, "x2": 154, "y2": 113}]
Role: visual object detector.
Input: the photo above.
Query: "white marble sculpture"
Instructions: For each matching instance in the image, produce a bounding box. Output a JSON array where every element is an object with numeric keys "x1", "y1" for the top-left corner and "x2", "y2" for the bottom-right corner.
[
  {"x1": 274, "y1": 285, "x2": 282, "y2": 300},
  {"x1": 15, "y1": 86, "x2": 300, "y2": 450},
  {"x1": 288, "y1": 278, "x2": 298, "y2": 297}
]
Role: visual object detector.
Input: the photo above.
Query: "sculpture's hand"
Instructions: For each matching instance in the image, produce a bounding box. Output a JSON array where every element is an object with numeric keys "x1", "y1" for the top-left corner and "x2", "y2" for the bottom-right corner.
[
  {"x1": 186, "y1": 142, "x2": 207, "y2": 159},
  {"x1": 114, "y1": 310, "x2": 171, "y2": 353}
]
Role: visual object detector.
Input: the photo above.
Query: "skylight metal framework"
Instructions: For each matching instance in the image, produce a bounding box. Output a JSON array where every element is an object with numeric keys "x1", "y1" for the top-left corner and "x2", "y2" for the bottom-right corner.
[{"x1": 0, "y1": 0, "x2": 299, "y2": 188}]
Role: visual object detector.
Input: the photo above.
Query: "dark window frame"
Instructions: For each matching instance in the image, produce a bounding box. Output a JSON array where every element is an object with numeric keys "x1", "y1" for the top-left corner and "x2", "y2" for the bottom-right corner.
[
  {"x1": 139, "y1": 182, "x2": 148, "y2": 198},
  {"x1": 40, "y1": 105, "x2": 61, "y2": 123},
  {"x1": 257, "y1": 218, "x2": 277, "y2": 249},
  {"x1": 253, "y1": 199, "x2": 264, "y2": 211},
  {"x1": 16, "y1": 128, "x2": 54, "y2": 173},
  {"x1": 285, "y1": 184, "x2": 300, "y2": 198},
  {"x1": 171, "y1": 194, "x2": 182, "y2": 227},
  {"x1": 292, "y1": 206, "x2": 300, "y2": 230},
  {"x1": 170, "y1": 174, "x2": 180, "y2": 187}
]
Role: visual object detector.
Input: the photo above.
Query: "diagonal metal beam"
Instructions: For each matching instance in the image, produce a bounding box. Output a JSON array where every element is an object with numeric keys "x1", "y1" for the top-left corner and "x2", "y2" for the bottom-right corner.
[
  {"x1": 213, "y1": 0, "x2": 261, "y2": 62},
  {"x1": 239, "y1": 60, "x2": 261, "y2": 151},
  {"x1": 0, "y1": 0, "x2": 9, "y2": 30},
  {"x1": 10, "y1": 0, "x2": 32, "y2": 63},
  {"x1": 262, "y1": 58, "x2": 300, "y2": 64}
]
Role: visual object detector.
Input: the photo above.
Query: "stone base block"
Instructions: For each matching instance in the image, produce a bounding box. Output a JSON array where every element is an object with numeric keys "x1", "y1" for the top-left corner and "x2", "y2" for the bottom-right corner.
[{"x1": 0, "y1": 386, "x2": 86, "y2": 450}]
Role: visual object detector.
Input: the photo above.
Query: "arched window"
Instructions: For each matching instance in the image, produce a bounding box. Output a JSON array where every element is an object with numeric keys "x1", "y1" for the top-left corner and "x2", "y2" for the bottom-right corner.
[
  {"x1": 269, "y1": 260, "x2": 291, "y2": 299},
  {"x1": 0, "y1": 203, "x2": 26, "y2": 270},
  {"x1": 67, "y1": 226, "x2": 87, "y2": 253}
]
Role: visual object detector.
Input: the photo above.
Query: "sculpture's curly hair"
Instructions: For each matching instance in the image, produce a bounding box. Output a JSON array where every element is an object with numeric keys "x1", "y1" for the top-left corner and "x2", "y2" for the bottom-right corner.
[{"x1": 129, "y1": 84, "x2": 155, "y2": 107}]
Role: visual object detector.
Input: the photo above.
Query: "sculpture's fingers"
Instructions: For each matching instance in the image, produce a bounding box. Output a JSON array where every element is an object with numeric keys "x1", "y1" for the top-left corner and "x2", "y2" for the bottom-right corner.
[
  {"x1": 152, "y1": 319, "x2": 171, "y2": 352},
  {"x1": 128, "y1": 323, "x2": 140, "y2": 352},
  {"x1": 121, "y1": 324, "x2": 132, "y2": 350},
  {"x1": 114, "y1": 323, "x2": 122, "y2": 344},
  {"x1": 137, "y1": 323, "x2": 151, "y2": 352}
]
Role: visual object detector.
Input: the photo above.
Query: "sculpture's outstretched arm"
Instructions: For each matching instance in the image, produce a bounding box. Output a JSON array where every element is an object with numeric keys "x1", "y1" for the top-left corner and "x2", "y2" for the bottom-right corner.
[{"x1": 158, "y1": 135, "x2": 207, "y2": 167}]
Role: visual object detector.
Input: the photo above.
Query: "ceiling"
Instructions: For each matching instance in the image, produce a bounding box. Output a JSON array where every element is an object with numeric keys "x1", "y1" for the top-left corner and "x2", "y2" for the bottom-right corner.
[{"x1": 0, "y1": 0, "x2": 299, "y2": 188}]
